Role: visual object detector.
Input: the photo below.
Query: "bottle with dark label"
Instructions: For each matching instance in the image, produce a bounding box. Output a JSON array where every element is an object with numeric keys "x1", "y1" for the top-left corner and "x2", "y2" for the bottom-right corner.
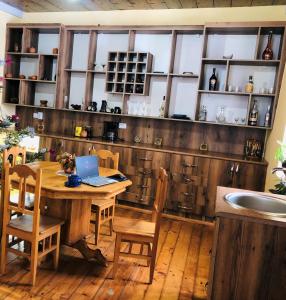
[
  {"x1": 209, "y1": 68, "x2": 217, "y2": 91},
  {"x1": 264, "y1": 105, "x2": 271, "y2": 127},
  {"x1": 249, "y1": 100, "x2": 258, "y2": 126},
  {"x1": 262, "y1": 31, "x2": 273, "y2": 60}
]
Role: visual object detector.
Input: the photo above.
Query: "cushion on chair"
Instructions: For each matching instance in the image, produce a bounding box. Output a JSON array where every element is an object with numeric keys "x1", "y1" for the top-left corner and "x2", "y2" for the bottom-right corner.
[
  {"x1": 8, "y1": 214, "x2": 64, "y2": 234},
  {"x1": 113, "y1": 216, "x2": 155, "y2": 237}
]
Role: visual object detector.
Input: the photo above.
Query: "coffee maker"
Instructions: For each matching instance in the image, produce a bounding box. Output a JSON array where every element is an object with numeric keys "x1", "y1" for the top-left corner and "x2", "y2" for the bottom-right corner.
[{"x1": 102, "y1": 121, "x2": 119, "y2": 141}]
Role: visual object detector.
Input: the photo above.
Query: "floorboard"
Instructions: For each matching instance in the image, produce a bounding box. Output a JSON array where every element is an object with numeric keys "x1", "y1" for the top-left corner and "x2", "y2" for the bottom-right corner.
[{"x1": 0, "y1": 208, "x2": 214, "y2": 300}]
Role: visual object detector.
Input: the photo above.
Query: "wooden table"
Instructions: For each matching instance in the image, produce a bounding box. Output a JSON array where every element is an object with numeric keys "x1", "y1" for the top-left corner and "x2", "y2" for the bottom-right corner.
[{"x1": 11, "y1": 161, "x2": 132, "y2": 264}]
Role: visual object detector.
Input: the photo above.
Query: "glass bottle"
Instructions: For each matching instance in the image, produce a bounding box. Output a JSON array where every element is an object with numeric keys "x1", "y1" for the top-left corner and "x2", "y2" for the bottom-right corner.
[
  {"x1": 245, "y1": 76, "x2": 254, "y2": 93},
  {"x1": 264, "y1": 105, "x2": 271, "y2": 127},
  {"x1": 216, "y1": 106, "x2": 226, "y2": 123},
  {"x1": 249, "y1": 100, "x2": 258, "y2": 126},
  {"x1": 199, "y1": 105, "x2": 207, "y2": 121},
  {"x1": 262, "y1": 31, "x2": 273, "y2": 60},
  {"x1": 209, "y1": 68, "x2": 217, "y2": 91},
  {"x1": 159, "y1": 96, "x2": 166, "y2": 117}
]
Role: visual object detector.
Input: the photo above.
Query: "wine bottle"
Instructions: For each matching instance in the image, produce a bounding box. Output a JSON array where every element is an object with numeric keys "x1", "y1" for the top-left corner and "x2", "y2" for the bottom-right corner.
[
  {"x1": 262, "y1": 31, "x2": 273, "y2": 60},
  {"x1": 209, "y1": 68, "x2": 217, "y2": 91},
  {"x1": 264, "y1": 105, "x2": 271, "y2": 127},
  {"x1": 245, "y1": 75, "x2": 254, "y2": 93},
  {"x1": 249, "y1": 100, "x2": 258, "y2": 126}
]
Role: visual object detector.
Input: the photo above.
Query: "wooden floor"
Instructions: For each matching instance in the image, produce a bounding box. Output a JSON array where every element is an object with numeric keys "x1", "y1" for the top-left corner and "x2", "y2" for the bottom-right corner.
[{"x1": 0, "y1": 208, "x2": 214, "y2": 300}]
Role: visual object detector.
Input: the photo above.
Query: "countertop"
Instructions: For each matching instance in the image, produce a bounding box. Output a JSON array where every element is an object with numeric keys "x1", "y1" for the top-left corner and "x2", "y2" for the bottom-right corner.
[{"x1": 216, "y1": 186, "x2": 286, "y2": 227}]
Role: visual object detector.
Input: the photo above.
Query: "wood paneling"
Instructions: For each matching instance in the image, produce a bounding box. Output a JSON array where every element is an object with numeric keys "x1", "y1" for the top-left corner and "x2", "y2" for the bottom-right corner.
[
  {"x1": 209, "y1": 216, "x2": 286, "y2": 300},
  {"x1": 0, "y1": 207, "x2": 213, "y2": 300},
  {"x1": 2, "y1": 0, "x2": 286, "y2": 12}
]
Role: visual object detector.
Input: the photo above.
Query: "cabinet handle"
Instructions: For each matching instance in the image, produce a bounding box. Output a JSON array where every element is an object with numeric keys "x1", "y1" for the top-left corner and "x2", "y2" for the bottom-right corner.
[
  {"x1": 235, "y1": 163, "x2": 240, "y2": 174},
  {"x1": 137, "y1": 184, "x2": 148, "y2": 189},
  {"x1": 182, "y1": 163, "x2": 198, "y2": 168},
  {"x1": 230, "y1": 163, "x2": 235, "y2": 174},
  {"x1": 138, "y1": 169, "x2": 152, "y2": 175},
  {"x1": 139, "y1": 157, "x2": 152, "y2": 161},
  {"x1": 177, "y1": 205, "x2": 193, "y2": 211},
  {"x1": 183, "y1": 177, "x2": 194, "y2": 183}
]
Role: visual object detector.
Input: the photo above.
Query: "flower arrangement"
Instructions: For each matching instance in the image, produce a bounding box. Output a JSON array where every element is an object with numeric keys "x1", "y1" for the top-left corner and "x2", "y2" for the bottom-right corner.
[
  {"x1": 0, "y1": 114, "x2": 20, "y2": 129},
  {"x1": 57, "y1": 152, "x2": 75, "y2": 174}
]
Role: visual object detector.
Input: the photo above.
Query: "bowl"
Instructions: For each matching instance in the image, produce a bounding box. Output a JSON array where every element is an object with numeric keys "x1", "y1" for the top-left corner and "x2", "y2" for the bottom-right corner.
[
  {"x1": 40, "y1": 100, "x2": 48, "y2": 107},
  {"x1": 28, "y1": 47, "x2": 36, "y2": 53},
  {"x1": 19, "y1": 74, "x2": 26, "y2": 79}
]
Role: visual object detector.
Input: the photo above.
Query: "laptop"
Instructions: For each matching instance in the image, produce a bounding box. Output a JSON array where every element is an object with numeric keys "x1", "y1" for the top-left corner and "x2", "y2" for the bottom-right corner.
[{"x1": 75, "y1": 155, "x2": 118, "y2": 187}]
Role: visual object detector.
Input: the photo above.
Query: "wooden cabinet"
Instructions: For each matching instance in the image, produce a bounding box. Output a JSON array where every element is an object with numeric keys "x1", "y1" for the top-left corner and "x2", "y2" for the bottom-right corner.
[
  {"x1": 208, "y1": 216, "x2": 286, "y2": 300},
  {"x1": 206, "y1": 159, "x2": 267, "y2": 217},
  {"x1": 167, "y1": 154, "x2": 210, "y2": 216},
  {"x1": 38, "y1": 135, "x2": 268, "y2": 219}
]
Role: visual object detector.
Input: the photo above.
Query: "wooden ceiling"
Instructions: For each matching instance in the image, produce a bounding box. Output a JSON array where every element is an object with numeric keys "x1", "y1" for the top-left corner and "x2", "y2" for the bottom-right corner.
[{"x1": 2, "y1": 0, "x2": 286, "y2": 12}]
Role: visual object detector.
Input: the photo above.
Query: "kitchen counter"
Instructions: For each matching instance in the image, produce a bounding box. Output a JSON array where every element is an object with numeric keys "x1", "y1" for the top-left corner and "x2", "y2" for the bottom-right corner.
[{"x1": 216, "y1": 186, "x2": 286, "y2": 227}]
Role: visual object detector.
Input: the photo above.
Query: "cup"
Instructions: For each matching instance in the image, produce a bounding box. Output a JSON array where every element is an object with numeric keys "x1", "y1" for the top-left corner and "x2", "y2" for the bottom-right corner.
[
  {"x1": 235, "y1": 86, "x2": 240, "y2": 93},
  {"x1": 269, "y1": 87, "x2": 274, "y2": 94},
  {"x1": 66, "y1": 174, "x2": 82, "y2": 187},
  {"x1": 228, "y1": 85, "x2": 233, "y2": 92}
]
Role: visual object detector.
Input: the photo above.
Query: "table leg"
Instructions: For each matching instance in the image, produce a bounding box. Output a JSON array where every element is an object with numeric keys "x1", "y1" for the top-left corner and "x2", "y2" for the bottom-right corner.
[
  {"x1": 73, "y1": 240, "x2": 107, "y2": 267},
  {"x1": 40, "y1": 197, "x2": 108, "y2": 266}
]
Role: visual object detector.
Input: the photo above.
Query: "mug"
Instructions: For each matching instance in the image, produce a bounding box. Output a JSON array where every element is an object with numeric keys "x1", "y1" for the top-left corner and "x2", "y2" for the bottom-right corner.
[{"x1": 66, "y1": 174, "x2": 82, "y2": 187}]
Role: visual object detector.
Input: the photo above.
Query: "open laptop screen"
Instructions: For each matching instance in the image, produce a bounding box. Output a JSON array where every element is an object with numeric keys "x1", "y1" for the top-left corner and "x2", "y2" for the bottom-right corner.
[{"x1": 75, "y1": 156, "x2": 99, "y2": 178}]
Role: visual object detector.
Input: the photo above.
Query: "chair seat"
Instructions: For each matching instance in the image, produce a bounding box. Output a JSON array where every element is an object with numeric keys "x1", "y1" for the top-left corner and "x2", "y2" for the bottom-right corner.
[
  {"x1": 10, "y1": 189, "x2": 34, "y2": 209},
  {"x1": 91, "y1": 198, "x2": 115, "y2": 208},
  {"x1": 8, "y1": 214, "x2": 64, "y2": 234},
  {"x1": 113, "y1": 216, "x2": 155, "y2": 237}
]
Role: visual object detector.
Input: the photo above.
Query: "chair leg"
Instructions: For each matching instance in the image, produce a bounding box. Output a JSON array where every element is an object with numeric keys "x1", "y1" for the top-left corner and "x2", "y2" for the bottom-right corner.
[
  {"x1": 109, "y1": 219, "x2": 113, "y2": 236},
  {"x1": 30, "y1": 241, "x2": 39, "y2": 286},
  {"x1": 94, "y1": 208, "x2": 101, "y2": 245},
  {"x1": 147, "y1": 243, "x2": 152, "y2": 267},
  {"x1": 149, "y1": 250, "x2": 156, "y2": 284},
  {"x1": 0, "y1": 233, "x2": 8, "y2": 274},
  {"x1": 53, "y1": 229, "x2": 61, "y2": 270},
  {"x1": 112, "y1": 233, "x2": 121, "y2": 279}
]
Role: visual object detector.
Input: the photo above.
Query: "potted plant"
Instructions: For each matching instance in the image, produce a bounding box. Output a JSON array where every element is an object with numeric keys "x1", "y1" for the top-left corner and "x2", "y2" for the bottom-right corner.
[{"x1": 270, "y1": 141, "x2": 286, "y2": 195}]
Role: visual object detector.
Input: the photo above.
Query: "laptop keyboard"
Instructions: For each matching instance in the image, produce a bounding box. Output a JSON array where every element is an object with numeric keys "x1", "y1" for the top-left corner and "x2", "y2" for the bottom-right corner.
[{"x1": 83, "y1": 176, "x2": 116, "y2": 186}]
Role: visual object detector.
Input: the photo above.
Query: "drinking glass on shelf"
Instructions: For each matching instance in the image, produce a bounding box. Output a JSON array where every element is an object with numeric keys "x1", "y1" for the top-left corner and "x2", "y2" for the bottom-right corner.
[
  {"x1": 234, "y1": 117, "x2": 239, "y2": 124},
  {"x1": 240, "y1": 117, "x2": 246, "y2": 125}
]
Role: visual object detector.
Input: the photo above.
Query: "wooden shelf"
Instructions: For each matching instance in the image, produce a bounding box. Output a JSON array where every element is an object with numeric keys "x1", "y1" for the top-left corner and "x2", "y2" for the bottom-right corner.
[
  {"x1": 35, "y1": 131, "x2": 268, "y2": 166},
  {"x1": 7, "y1": 52, "x2": 58, "y2": 57},
  {"x1": 64, "y1": 69, "x2": 87, "y2": 72},
  {"x1": 202, "y1": 58, "x2": 280, "y2": 66},
  {"x1": 198, "y1": 90, "x2": 275, "y2": 97},
  {"x1": 170, "y1": 73, "x2": 199, "y2": 78}
]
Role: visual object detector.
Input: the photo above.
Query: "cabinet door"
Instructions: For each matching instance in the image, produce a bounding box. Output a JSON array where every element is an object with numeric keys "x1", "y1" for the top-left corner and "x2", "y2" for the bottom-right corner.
[
  {"x1": 232, "y1": 162, "x2": 267, "y2": 191},
  {"x1": 168, "y1": 154, "x2": 210, "y2": 216},
  {"x1": 206, "y1": 159, "x2": 235, "y2": 217}
]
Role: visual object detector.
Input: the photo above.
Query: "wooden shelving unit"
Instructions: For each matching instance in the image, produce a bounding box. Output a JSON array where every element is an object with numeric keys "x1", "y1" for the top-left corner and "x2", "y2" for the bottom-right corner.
[{"x1": 3, "y1": 24, "x2": 63, "y2": 108}]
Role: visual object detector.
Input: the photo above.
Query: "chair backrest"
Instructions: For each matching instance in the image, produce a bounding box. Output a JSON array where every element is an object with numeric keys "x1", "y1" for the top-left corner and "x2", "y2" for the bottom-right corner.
[
  {"x1": 3, "y1": 163, "x2": 42, "y2": 237},
  {"x1": 2, "y1": 146, "x2": 26, "y2": 168},
  {"x1": 151, "y1": 168, "x2": 168, "y2": 253},
  {"x1": 89, "y1": 148, "x2": 119, "y2": 170}
]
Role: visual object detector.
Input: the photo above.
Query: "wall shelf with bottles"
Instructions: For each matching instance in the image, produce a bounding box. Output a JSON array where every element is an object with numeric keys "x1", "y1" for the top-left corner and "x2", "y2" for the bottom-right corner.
[
  {"x1": 196, "y1": 24, "x2": 285, "y2": 129},
  {"x1": 3, "y1": 23, "x2": 286, "y2": 132},
  {"x1": 3, "y1": 24, "x2": 62, "y2": 108}
]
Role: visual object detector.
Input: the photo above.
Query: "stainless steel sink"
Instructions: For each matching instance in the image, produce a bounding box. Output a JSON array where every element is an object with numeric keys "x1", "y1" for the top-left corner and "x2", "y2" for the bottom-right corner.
[{"x1": 224, "y1": 192, "x2": 286, "y2": 217}]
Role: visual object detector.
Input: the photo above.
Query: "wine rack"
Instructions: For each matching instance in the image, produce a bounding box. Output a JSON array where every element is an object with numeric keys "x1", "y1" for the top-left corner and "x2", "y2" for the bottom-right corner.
[{"x1": 105, "y1": 51, "x2": 153, "y2": 95}]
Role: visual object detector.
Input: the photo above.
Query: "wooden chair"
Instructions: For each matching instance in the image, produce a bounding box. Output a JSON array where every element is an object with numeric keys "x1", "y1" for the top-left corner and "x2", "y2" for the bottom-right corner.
[
  {"x1": 0, "y1": 163, "x2": 64, "y2": 286},
  {"x1": 89, "y1": 148, "x2": 120, "y2": 245},
  {"x1": 112, "y1": 167, "x2": 168, "y2": 284},
  {"x1": 0, "y1": 146, "x2": 30, "y2": 237}
]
